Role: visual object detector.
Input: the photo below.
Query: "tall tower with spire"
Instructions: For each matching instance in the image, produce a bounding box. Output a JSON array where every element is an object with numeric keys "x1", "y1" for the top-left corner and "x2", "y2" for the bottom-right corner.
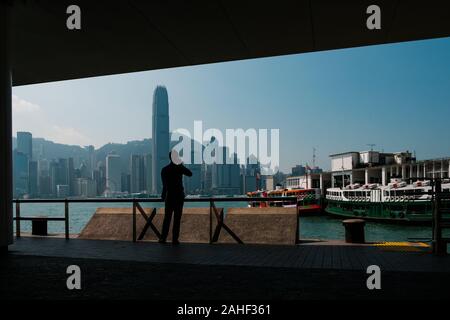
[{"x1": 151, "y1": 86, "x2": 169, "y2": 194}]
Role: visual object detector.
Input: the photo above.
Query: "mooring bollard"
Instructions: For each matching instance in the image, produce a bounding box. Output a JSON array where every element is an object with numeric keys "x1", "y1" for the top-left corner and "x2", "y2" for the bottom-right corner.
[
  {"x1": 31, "y1": 216, "x2": 48, "y2": 236},
  {"x1": 342, "y1": 219, "x2": 365, "y2": 243}
]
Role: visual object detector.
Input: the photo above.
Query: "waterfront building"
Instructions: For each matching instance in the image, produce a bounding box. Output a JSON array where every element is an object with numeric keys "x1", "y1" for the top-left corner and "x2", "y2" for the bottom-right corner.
[
  {"x1": 291, "y1": 165, "x2": 306, "y2": 176},
  {"x1": 79, "y1": 162, "x2": 90, "y2": 179},
  {"x1": 106, "y1": 153, "x2": 122, "y2": 193},
  {"x1": 93, "y1": 161, "x2": 107, "y2": 196},
  {"x1": 49, "y1": 160, "x2": 58, "y2": 196},
  {"x1": 13, "y1": 150, "x2": 28, "y2": 197},
  {"x1": 151, "y1": 86, "x2": 169, "y2": 194},
  {"x1": 121, "y1": 173, "x2": 131, "y2": 193},
  {"x1": 329, "y1": 150, "x2": 450, "y2": 188},
  {"x1": 48, "y1": 159, "x2": 69, "y2": 196},
  {"x1": 130, "y1": 154, "x2": 145, "y2": 193},
  {"x1": 17, "y1": 131, "x2": 32, "y2": 160},
  {"x1": 58, "y1": 158, "x2": 69, "y2": 186},
  {"x1": 28, "y1": 160, "x2": 38, "y2": 197},
  {"x1": 184, "y1": 163, "x2": 202, "y2": 194},
  {"x1": 56, "y1": 184, "x2": 69, "y2": 198},
  {"x1": 201, "y1": 164, "x2": 213, "y2": 193},
  {"x1": 74, "y1": 178, "x2": 97, "y2": 198},
  {"x1": 85, "y1": 145, "x2": 95, "y2": 178},
  {"x1": 241, "y1": 156, "x2": 261, "y2": 193},
  {"x1": 211, "y1": 148, "x2": 241, "y2": 195},
  {"x1": 286, "y1": 172, "x2": 331, "y2": 192},
  {"x1": 183, "y1": 147, "x2": 201, "y2": 194},
  {"x1": 260, "y1": 175, "x2": 274, "y2": 191},
  {"x1": 68, "y1": 158, "x2": 75, "y2": 196},
  {"x1": 38, "y1": 159, "x2": 49, "y2": 178},
  {"x1": 144, "y1": 153, "x2": 152, "y2": 194},
  {"x1": 273, "y1": 171, "x2": 288, "y2": 188},
  {"x1": 38, "y1": 175, "x2": 51, "y2": 197},
  {"x1": 242, "y1": 174, "x2": 258, "y2": 193}
]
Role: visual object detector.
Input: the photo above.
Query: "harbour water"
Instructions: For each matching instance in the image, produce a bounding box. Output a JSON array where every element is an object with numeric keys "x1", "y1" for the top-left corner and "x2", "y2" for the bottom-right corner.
[{"x1": 14, "y1": 202, "x2": 449, "y2": 242}]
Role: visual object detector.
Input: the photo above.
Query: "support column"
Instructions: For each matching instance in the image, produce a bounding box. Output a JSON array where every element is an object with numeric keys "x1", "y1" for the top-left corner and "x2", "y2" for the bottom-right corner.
[
  {"x1": 401, "y1": 165, "x2": 406, "y2": 179},
  {"x1": 382, "y1": 167, "x2": 387, "y2": 186},
  {"x1": 423, "y1": 163, "x2": 427, "y2": 178},
  {"x1": 448, "y1": 160, "x2": 450, "y2": 179},
  {"x1": 0, "y1": 1, "x2": 13, "y2": 251},
  {"x1": 432, "y1": 161, "x2": 436, "y2": 179},
  {"x1": 364, "y1": 169, "x2": 369, "y2": 185}
]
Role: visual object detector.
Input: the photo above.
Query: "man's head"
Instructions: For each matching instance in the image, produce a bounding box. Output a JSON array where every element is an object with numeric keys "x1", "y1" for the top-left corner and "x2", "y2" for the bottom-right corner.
[{"x1": 169, "y1": 149, "x2": 182, "y2": 165}]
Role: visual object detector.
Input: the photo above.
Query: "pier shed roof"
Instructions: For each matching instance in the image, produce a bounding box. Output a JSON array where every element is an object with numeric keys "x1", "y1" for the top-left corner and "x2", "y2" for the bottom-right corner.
[{"x1": 10, "y1": 0, "x2": 450, "y2": 86}]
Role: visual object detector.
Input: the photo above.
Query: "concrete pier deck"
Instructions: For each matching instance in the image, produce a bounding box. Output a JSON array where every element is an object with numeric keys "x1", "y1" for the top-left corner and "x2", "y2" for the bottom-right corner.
[{"x1": 1, "y1": 237, "x2": 450, "y2": 300}]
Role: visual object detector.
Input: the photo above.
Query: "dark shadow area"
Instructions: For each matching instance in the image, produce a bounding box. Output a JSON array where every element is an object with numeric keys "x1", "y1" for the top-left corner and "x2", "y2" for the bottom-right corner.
[{"x1": 1, "y1": 254, "x2": 450, "y2": 300}]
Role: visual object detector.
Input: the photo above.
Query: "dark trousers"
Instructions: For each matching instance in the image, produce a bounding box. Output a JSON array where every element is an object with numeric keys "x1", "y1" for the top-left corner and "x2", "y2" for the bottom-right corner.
[{"x1": 161, "y1": 199, "x2": 184, "y2": 242}]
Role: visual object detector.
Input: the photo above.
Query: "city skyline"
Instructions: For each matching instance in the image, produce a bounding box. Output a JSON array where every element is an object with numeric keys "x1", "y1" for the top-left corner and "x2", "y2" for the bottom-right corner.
[
  {"x1": 11, "y1": 129, "x2": 266, "y2": 199},
  {"x1": 12, "y1": 37, "x2": 450, "y2": 171},
  {"x1": 11, "y1": 87, "x2": 268, "y2": 199}
]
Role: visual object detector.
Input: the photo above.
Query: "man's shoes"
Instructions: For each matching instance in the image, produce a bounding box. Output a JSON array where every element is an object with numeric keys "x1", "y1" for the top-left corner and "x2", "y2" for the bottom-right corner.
[
  {"x1": 172, "y1": 240, "x2": 180, "y2": 245},
  {"x1": 158, "y1": 239, "x2": 167, "y2": 244}
]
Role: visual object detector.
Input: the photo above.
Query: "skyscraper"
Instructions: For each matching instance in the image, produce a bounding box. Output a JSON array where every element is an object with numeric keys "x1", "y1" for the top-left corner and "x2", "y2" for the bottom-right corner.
[
  {"x1": 95, "y1": 161, "x2": 107, "y2": 195},
  {"x1": 13, "y1": 150, "x2": 28, "y2": 197},
  {"x1": 144, "y1": 153, "x2": 152, "y2": 194},
  {"x1": 151, "y1": 86, "x2": 169, "y2": 194},
  {"x1": 211, "y1": 147, "x2": 241, "y2": 195},
  {"x1": 28, "y1": 160, "x2": 38, "y2": 197},
  {"x1": 85, "y1": 145, "x2": 95, "y2": 178},
  {"x1": 106, "y1": 152, "x2": 122, "y2": 193},
  {"x1": 48, "y1": 158, "x2": 69, "y2": 197},
  {"x1": 58, "y1": 158, "x2": 69, "y2": 186},
  {"x1": 17, "y1": 131, "x2": 32, "y2": 160},
  {"x1": 184, "y1": 147, "x2": 201, "y2": 194},
  {"x1": 49, "y1": 160, "x2": 59, "y2": 196},
  {"x1": 68, "y1": 158, "x2": 75, "y2": 196},
  {"x1": 130, "y1": 154, "x2": 145, "y2": 193}
]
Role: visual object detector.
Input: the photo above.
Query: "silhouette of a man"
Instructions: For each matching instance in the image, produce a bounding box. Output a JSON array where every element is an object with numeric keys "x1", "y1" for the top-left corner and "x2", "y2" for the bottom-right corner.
[{"x1": 159, "y1": 150, "x2": 192, "y2": 244}]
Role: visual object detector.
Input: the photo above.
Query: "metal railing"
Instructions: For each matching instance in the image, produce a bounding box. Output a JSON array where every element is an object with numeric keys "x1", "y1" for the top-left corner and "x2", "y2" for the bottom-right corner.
[{"x1": 12, "y1": 196, "x2": 299, "y2": 244}]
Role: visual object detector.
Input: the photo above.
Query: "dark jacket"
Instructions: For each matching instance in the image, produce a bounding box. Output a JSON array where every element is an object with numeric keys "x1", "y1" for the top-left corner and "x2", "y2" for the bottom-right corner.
[{"x1": 161, "y1": 163, "x2": 192, "y2": 201}]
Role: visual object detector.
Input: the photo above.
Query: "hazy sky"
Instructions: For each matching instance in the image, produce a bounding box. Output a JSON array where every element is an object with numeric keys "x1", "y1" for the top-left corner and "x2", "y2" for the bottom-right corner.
[{"x1": 12, "y1": 37, "x2": 450, "y2": 172}]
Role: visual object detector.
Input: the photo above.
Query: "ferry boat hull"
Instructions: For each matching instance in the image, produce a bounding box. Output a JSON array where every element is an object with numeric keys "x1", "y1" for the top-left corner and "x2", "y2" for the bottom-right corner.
[{"x1": 325, "y1": 199, "x2": 436, "y2": 225}]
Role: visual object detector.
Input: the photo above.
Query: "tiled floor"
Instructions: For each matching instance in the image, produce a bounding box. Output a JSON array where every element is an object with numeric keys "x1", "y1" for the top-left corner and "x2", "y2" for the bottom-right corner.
[
  {"x1": 2, "y1": 237, "x2": 450, "y2": 300},
  {"x1": 8, "y1": 237, "x2": 450, "y2": 272}
]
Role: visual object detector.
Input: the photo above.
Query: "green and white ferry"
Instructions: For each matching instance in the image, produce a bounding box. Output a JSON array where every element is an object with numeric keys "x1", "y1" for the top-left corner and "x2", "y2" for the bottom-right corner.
[{"x1": 325, "y1": 178, "x2": 450, "y2": 225}]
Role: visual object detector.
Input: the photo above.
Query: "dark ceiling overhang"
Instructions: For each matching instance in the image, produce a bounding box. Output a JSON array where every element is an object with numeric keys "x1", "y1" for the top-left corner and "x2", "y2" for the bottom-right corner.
[{"x1": 10, "y1": 0, "x2": 450, "y2": 86}]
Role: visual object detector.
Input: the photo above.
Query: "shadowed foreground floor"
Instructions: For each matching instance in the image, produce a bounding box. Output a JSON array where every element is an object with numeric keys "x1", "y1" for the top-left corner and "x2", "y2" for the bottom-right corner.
[
  {"x1": 1, "y1": 237, "x2": 450, "y2": 300},
  {"x1": 1, "y1": 254, "x2": 450, "y2": 300}
]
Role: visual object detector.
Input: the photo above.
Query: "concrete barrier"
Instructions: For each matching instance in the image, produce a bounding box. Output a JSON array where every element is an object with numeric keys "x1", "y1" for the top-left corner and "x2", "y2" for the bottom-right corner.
[
  {"x1": 79, "y1": 207, "x2": 215, "y2": 243},
  {"x1": 79, "y1": 206, "x2": 298, "y2": 245},
  {"x1": 218, "y1": 207, "x2": 298, "y2": 245}
]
